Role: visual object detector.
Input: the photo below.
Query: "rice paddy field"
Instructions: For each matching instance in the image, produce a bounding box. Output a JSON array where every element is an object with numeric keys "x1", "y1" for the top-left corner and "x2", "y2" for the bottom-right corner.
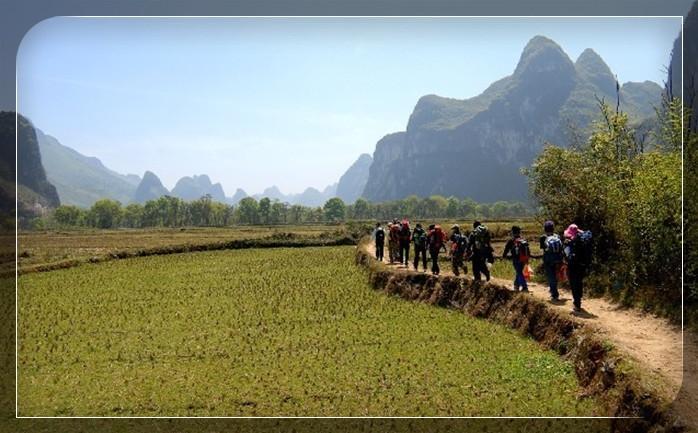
[
  {"x1": 11, "y1": 220, "x2": 544, "y2": 275},
  {"x1": 12, "y1": 225, "x2": 338, "y2": 274},
  {"x1": 18, "y1": 245, "x2": 599, "y2": 416}
]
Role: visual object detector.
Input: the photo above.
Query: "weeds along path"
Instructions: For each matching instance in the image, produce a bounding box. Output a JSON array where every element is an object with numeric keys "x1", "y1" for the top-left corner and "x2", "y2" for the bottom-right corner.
[{"x1": 364, "y1": 242, "x2": 692, "y2": 411}]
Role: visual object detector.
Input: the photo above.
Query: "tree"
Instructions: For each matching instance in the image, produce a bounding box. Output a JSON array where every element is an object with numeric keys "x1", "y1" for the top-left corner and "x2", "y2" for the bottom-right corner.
[
  {"x1": 491, "y1": 201, "x2": 509, "y2": 219},
  {"x1": 446, "y1": 196, "x2": 460, "y2": 218},
  {"x1": 53, "y1": 205, "x2": 84, "y2": 226},
  {"x1": 475, "y1": 203, "x2": 491, "y2": 219},
  {"x1": 258, "y1": 197, "x2": 271, "y2": 224},
  {"x1": 236, "y1": 197, "x2": 259, "y2": 224},
  {"x1": 425, "y1": 195, "x2": 448, "y2": 218},
  {"x1": 270, "y1": 200, "x2": 288, "y2": 224},
  {"x1": 142, "y1": 200, "x2": 162, "y2": 227},
  {"x1": 352, "y1": 198, "x2": 370, "y2": 219},
  {"x1": 122, "y1": 203, "x2": 144, "y2": 228},
  {"x1": 288, "y1": 204, "x2": 305, "y2": 224},
  {"x1": 461, "y1": 197, "x2": 477, "y2": 218},
  {"x1": 88, "y1": 199, "x2": 122, "y2": 229},
  {"x1": 323, "y1": 198, "x2": 346, "y2": 222}
]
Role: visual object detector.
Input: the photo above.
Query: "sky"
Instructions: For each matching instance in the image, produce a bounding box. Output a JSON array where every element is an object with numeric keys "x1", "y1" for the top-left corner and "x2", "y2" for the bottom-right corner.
[{"x1": 17, "y1": 17, "x2": 681, "y2": 196}]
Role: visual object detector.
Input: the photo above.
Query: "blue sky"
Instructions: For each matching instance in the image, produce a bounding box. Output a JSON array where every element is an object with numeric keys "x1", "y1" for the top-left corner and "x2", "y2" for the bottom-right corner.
[{"x1": 17, "y1": 17, "x2": 681, "y2": 196}]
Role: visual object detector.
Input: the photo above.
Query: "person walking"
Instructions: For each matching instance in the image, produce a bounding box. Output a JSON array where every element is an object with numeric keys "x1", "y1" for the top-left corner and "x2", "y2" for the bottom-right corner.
[
  {"x1": 374, "y1": 222, "x2": 386, "y2": 262},
  {"x1": 427, "y1": 224, "x2": 446, "y2": 275},
  {"x1": 398, "y1": 219, "x2": 411, "y2": 267},
  {"x1": 449, "y1": 224, "x2": 469, "y2": 276},
  {"x1": 564, "y1": 224, "x2": 593, "y2": 314},
  {"x1": 468, "y1": 221, "x2": 492, "y2": 282},
  {"x1": 412, "y1": 223, "x2": 428, "y2": 272},
  {"x1": 503, "y1": 225, "x2": 530, "y2": 292},
  {"x1": 388, "y1": 219, "x2": 400, "y2": 264},
  {"x1": 539, "y1": 220, "x2": 563, "y2": 301},
  {"x1": 386, "y1": 222, "x2": 394, "y2": 263}
]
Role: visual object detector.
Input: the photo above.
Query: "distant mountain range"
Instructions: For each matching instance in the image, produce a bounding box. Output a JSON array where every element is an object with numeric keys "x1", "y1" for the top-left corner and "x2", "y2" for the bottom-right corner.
[
  {"x1": 361, "y1": 36, "x2": 664, "y2": 202},
  {"x1": 133, "y1": 171, "x2": 169, "y2": 203},
  {"x1": 9, "y1": 34, "x2": 674, "y2": 213},
  {"x1": 171, "y1": 174, "x2": 226, "y2": 203},
  {"x1": 336, "y1": 153, "x2": 372, "y2": 204},
  {"x1": 31, "y1": 129, "x2": 357, "y2": 207},
  {"x1": 36, "y1": 128, "x2": 141, "y2": 208}
]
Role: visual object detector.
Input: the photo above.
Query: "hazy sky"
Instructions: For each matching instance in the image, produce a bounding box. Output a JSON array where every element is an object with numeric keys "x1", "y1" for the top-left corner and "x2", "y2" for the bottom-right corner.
[{"x1": 17, "y1": 17, "x2": 681, "y2": 195}]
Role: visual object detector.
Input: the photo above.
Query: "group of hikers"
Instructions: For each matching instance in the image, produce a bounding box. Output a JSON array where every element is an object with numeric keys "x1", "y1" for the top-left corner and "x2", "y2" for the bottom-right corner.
[{"x1": 373, "y1": 219, "x2": 592, "y2": 314}]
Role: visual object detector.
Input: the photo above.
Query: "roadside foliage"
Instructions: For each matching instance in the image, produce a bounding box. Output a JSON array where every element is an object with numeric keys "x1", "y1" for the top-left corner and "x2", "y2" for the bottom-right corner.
[{"x1": 527, "y1": 99, "x2": 682, "y2": 319}]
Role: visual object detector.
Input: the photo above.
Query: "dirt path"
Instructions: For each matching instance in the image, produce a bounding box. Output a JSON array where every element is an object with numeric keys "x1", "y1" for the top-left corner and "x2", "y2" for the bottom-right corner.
[{"x1": 364, "y1": 242, "x2": 695, "y2": 417}]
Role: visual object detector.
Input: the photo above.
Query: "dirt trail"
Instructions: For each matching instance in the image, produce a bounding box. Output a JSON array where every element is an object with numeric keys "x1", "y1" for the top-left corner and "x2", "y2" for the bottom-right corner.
[{"x1": 365, "y1": 242, "x2": 695, "y2": 414}]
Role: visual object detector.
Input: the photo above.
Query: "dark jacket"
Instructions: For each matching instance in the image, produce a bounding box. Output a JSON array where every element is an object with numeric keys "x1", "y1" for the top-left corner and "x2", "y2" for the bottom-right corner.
[
  {"x1": 503, "y1": 236, "x2": 529, "y2": 264},
  {"x1": 412, "y1": 227, "x2": 427, "y2": 248}
]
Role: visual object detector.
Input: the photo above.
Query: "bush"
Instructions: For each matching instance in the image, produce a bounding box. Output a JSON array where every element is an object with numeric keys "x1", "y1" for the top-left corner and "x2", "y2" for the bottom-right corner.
[{"x1": 526, "y1": 99, "x2": 681, "y2": 317}]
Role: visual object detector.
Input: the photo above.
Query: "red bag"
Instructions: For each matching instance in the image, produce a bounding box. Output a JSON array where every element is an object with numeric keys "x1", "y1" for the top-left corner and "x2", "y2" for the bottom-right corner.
[
  {"x1": 557, "y1": 263, "x2": 568, "y2": 283},
  {"x1": 523, "y1": 264, "x2": 533, "y2": 281}
]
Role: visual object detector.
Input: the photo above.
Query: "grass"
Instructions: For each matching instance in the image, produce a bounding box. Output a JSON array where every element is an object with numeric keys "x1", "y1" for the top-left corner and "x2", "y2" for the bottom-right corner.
[
  {"x1": 18, "y1": 246, "x2": 599, "y2": 416},
  {"x1": 488, "y1": 257, "x2": 543, "y2": 282},
  {"x1": 12, "y1": 220, "x2": 545, "y2": 276},
  {"x1": 12, "y1": 225, "x2": 343, "y2": 274}
]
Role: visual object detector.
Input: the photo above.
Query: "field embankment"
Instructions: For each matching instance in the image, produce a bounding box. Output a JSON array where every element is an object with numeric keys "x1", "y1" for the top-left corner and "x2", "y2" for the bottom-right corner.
[{"x1": 10, "y1": 226, "x2": 358, "y2": 277}]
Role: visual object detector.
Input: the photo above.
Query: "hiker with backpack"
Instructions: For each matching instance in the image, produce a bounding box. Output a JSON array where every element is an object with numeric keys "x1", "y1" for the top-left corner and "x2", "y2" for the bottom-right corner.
[
  {"x1": 398, "y1": 219, "x2": 411, "y2": 267},
  {"x1": 388, "y1": 219, "x2": 401, "y2": 264},
  {"x1": 564, "y1": 224, "x2": 593, "y2": 314},
  {"x1": 412, "y1": 223, "x2": 428, "y2": 272},
  {"x1": 374, "y1": 222, "x2": 386, "y2": 262},
  {"x1": 427, "y1": 224, "x2": 447, "y2": 275},
  {"x1": 503, "y1": 225, "x2": 531, "y2": 292},
  {"x1": 539, "y1": 220, "x2": 563, "y2": 301},
  {"x1": 468, "y1": 221, "x2": 492, "y2": 282},
  {"x1": 449, "y1": 224, "x2": 469, "y2": 276}
]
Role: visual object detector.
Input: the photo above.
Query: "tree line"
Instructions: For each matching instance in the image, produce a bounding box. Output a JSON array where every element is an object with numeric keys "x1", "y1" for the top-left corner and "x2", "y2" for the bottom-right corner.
[{"x1": 36, "y1": 194, "x2": 533, "y2": 230}]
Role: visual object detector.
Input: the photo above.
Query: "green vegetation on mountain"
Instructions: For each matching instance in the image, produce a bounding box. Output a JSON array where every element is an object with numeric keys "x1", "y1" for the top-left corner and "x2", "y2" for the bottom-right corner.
[
  {"x1": 36, "y1": 129, "x2": 140, "y2": 208},
  {"x1": 0, "y1": 112, "x2": 59, "y2": 224},
  {"x1": 363, "y1": 36, "x2": 663, "y2": 203}
]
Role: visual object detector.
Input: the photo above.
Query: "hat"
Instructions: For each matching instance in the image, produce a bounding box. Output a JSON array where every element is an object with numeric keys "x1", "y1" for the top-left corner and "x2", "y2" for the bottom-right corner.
[
  {"x1": 544, "y1": 220, "x2": 554, "y2": 231},
  {"x1": 564, "y1": 224, "x2": 579, "y2": 239}
]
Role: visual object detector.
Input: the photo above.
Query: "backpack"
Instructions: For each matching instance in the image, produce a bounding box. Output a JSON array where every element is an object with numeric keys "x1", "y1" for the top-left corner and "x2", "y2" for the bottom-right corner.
[
  {"x1": 544, "y1": 234, "x2": 563, "y2": 263},
  {"x1": 472, "y1": 225, "x2": 491, "y2": 251},
  {"x1": 577, "y1": 230, "x2": 593, "y2": 266},
  {"x1": 452, "y1": 233, "x2": 469, "y2": 255},
  {"x1": 375, "y1": 227, "x2": 385, "y2": 243},
  {"x1": 512, "y1": 238, "x2": 530, "y2": 263},
  {"x1": 413, "y1": 228, "x2": 427, "y2": 248},
  {"x1": 400, "y1": 222, "x2": 411, "y2": 241},
  {"x1": 430, "y1": 226, "x2": 445, "y2": 250},
  {"x1": 389, "y1": 224, "x2": 400, "y2": 241},
  {"x1": 544, "y1": 234, "x2": 563, "y2": 254},
  {"x1": 566, "y1": 230, "x2": 593, "y2": 267}
]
